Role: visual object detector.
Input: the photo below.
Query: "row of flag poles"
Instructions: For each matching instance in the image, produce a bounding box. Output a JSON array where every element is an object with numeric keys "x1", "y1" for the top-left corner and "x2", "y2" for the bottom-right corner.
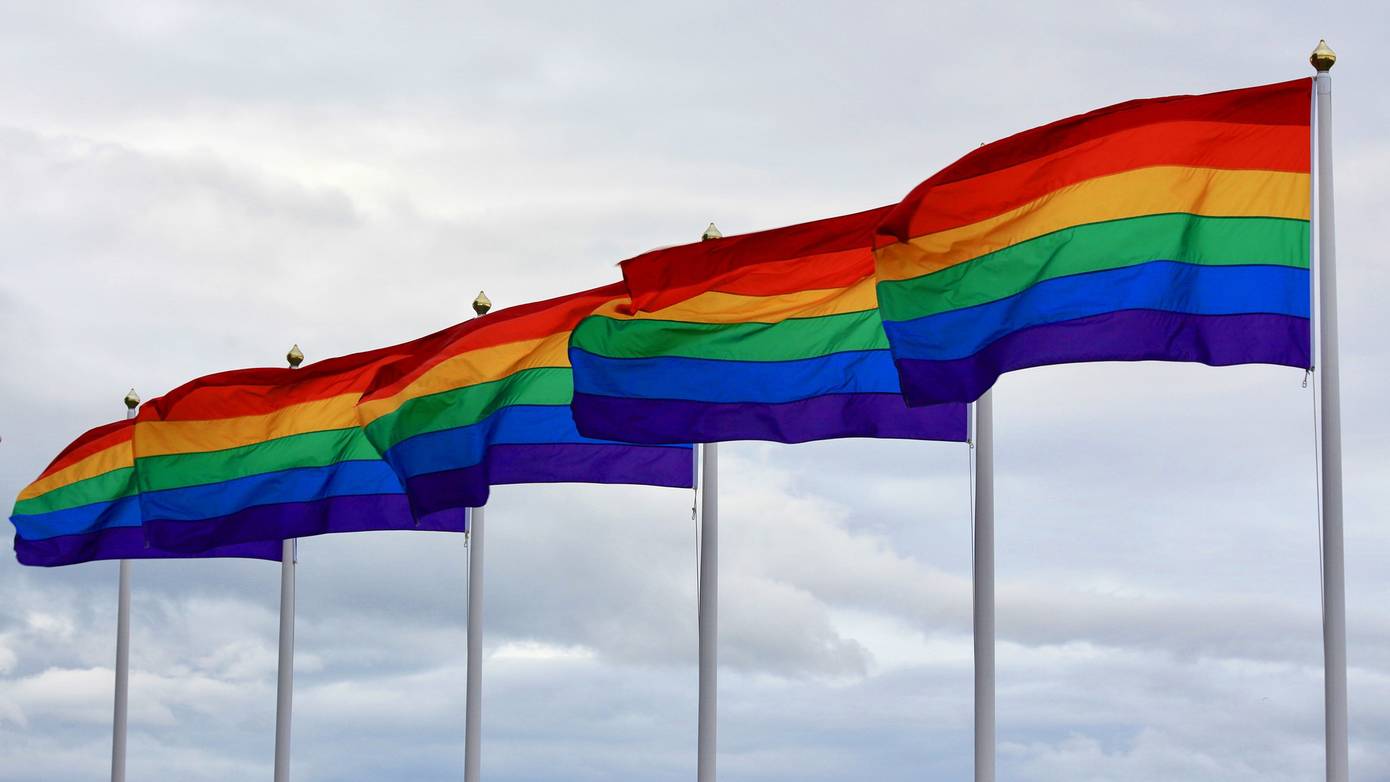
[{"x1": 9, "y1": 45, "x2": 1346, "y2": 782}]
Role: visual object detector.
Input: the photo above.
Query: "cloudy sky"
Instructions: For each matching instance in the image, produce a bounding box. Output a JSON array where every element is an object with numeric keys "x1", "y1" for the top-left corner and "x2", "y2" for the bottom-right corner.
[{"x1": 3, "y1": 2, "x2": 1389, "y2": 780}]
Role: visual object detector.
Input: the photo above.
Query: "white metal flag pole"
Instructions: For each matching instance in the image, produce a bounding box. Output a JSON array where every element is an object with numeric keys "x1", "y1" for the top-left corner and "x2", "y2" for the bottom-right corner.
[
  {"x1": 696, "y1": 221, "x2": 722, "y2": 782},
  {"x1": 697, "y1": 442, "x2": 718, "y2": 782},
  {"x1": 111, "y1": 388, "x2": 139, "y2": 782},
  {"x1": 464, "y1": 506, "x2": 485, "y2": 782},
  {"x1": 1311, "y1": 40, "x2": 1349, "y2": 782},
  {"x1": 464, "y1": 291, "x2": 491, "y2": 782},
  {"x1": 973, "y1": 391, "x2": 995, "y2": 782},
  {"x1": 273, "y1": 344, "x2": 304, "y2": 782}
]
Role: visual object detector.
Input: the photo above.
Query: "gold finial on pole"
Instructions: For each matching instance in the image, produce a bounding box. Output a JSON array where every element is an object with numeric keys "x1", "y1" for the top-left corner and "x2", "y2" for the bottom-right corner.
[
  {"x1": 123, "y1": 388, "x2": 140, "y2": 410},
  {"x1": 701, "y1": 223, "x2": 723, "y2": 241},
  {"x1": 1311, "y1": 39, "x2": 1337, "y2": 71},
  {"x1": 286, "y1": 344, "x2": 304, "y2": 368},
  {"x1": 472, "y1": 291, "x2": 492, "y2": 316}
]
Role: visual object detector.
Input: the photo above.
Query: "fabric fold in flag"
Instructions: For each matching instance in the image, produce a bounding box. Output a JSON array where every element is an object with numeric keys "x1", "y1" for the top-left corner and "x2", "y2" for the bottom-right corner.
[
  {"x1": 10, "y1": 418, "x2": 283, "y2": 566},
  {"x1": 136, "y1": 346, "x2": 454, "y2": 554},
  {"x1": 874, "y1": 77, "x2": 1313, "y2": 405},
  {"x1": 569, "y1": 208, "x2": 968, "y2": 444},
  {"x1": 355, "y1": 283, "x2": 694, "y2": 521}
]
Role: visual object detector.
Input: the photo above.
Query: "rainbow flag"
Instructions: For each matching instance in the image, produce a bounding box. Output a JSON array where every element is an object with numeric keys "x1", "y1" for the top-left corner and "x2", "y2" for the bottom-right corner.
[
  {"x1": 11, "y1": 418, "x2": 283, "y2": 566},
  {"x1": 569, "y1": 209, "x2": 968, "y2": 444},
  {"x1": 355, "y1": 283, "x2": 694, "y2": 519},
  {"x1": 874, "y1": 78, "x2": 1313, "y2": 405},
  {"x1": 136, "y1": 347, "x2": 453, "y2": 554}
]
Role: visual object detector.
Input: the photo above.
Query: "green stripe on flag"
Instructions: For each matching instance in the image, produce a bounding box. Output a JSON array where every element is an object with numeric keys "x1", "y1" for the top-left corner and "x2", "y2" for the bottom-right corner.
[
  {"x1": 365, "y1": 366, "x2": 574, "y2": 451},
  {"x1": 878, "y1": 213, "x2": 1310, "y2": 321},
  {"x1": 12, "y1": 467, "x2": 136, "y2": 516},
  {"x1": 135, "y1": 427, "x2": 377, "y2": 493},
  {"x1": 571, "y1": 309, "x2": 888, "y2": 363}
]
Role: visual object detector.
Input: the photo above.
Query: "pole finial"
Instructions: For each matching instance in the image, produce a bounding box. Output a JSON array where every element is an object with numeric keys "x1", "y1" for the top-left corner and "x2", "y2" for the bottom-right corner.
[
  {"x1": 701, "y1": 223, "x2": 723, "y2": 241},
  {"x1": 286, "y1": 344, "x2": 304, "y2": 368},
  {"x1": 472, "y1": 291, "x2": 492, "y2": 316},
  {"x1": 123, "y1": 388, "x2": 140, "y2": 410},
  {"x1": 1311, "y1": 39, "x2": 1337, "y2": 71}
]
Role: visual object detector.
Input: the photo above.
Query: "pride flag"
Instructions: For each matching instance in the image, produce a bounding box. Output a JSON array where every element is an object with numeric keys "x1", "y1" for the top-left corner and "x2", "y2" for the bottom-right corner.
[
  {"x1": 875, "y1": 78, "x2": 1313, "y2": 405},
  {"x1": 356, "y1": 283, "x2": 694, "y2": 520},
  {"x1": 11, "y1": 418, "x2": 283, "y2": 566},
  {"x1": 136, "y1": 347, "x2": 452, "y2": 554},
  {"x1": 569, "y1": 210, "x2": 968, "y2": 444}
]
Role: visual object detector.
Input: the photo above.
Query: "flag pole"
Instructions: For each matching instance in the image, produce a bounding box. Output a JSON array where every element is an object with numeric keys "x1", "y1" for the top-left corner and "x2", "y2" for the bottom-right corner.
[
  {"x1": 111, "y1": 388, "x2": 139, "y2": 782},
  {"x1": 1311, "y1": 40, "x2": 1348, "y2": 782},
  {"x1": 697, "y1": 441, "x2": 718, "y2": 782},
  {"x1": 972, "y1": 391, "x2": 996, "y2": 782},
  {"x1": 464, "y1": 291, "x2": 492, "y2": 782},
  {"x1": 697, "y1": 222, "x2": 721, "y2": 782},
  {"x1": 273, "y1": 344, "x2": 304, "y2": 782},
  {"x1": 464, "y1": 505, "x2": 485, "y2": 782}
]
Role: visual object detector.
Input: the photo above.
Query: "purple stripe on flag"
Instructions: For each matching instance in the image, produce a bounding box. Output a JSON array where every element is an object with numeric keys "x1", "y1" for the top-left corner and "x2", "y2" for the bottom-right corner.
[
  {"x1": 572, "y1": 392, "x2": 968, "y2": 445},
  {"x1": 893, "y1": 310, "x2": 1312, "y2": 405},
  {"x1": 403, "y1": 464, "x2": 488, "y2": 519},
  {"x1": 401, "y1": 443, "x2": 695, "y2": 517},
  {"x1": 487, "y1": 443, "x2": 695, "y2": 488},
  {"x1": 144, "y1": 493, "x2": 465, "y2": 553},
  {"x1": 14, "y1": 526, "x2": 283, "y2": 567}
]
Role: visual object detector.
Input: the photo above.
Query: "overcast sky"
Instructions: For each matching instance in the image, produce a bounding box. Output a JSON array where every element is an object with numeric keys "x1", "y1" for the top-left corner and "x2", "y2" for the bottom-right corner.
[{"x1": 2, "y1": 2, "x2": 1389, "y2": 781}]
